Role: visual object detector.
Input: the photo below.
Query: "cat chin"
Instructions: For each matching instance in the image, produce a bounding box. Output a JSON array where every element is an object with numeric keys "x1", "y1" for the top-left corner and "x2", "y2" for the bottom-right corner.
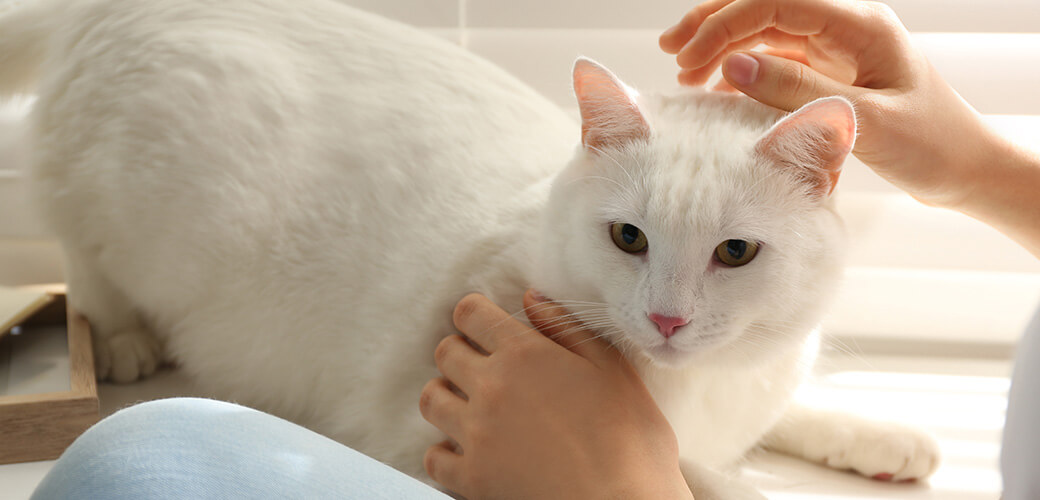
[
  {"x1": 639, "y1": 334, "x2": 736, "y2": 369},
  {"x1": 641, "y1": 342, "x2": 702, "y2": 369}
]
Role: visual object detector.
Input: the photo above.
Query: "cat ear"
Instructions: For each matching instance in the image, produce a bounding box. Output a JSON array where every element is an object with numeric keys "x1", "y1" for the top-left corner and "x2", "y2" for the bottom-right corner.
[
  {"x1": 754, "y1": 96, "x2": 856, "y2": 197},
  {"x1": 573, "y1": 57, "x2": 651, "y2": 152}
]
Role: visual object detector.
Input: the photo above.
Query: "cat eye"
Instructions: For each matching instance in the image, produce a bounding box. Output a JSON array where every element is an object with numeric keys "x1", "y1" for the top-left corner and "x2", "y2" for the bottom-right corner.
[
  {"x1": 714, "y1": 240, "x2": 759, "y2": 267},
  {"x1": 610, "y1": 223, "x2": 648, "y2": 254}
]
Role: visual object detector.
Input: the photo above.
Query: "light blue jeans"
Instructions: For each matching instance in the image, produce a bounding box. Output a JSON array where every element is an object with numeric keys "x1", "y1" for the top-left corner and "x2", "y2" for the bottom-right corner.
[
  {"x1": 30, "y1": 398, "x2": 450, "y2": 500},
  {"x1": 32, "y1": 308, "x2": 1040, "y2": 499}
]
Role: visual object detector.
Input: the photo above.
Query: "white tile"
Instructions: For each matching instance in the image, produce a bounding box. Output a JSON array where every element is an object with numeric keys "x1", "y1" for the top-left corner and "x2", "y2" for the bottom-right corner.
[{"x1": 335, "y1": 0, "x2": 459, "y2": 27}]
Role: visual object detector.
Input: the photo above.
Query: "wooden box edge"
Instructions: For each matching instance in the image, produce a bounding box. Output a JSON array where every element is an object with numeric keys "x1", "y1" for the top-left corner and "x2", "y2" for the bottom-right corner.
[{"x1": 0, "y1": 291, "x2": 100, "y2": 465}]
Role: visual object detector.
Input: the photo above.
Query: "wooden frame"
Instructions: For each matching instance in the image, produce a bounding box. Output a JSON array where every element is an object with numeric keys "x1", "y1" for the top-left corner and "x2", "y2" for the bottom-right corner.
[{"x1": 0, "y1": 293, "x2": 99, "y2": 465}]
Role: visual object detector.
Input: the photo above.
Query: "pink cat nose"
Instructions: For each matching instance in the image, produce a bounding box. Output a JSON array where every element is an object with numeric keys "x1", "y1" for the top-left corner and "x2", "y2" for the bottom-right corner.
[{"x1": 648, "y1": 314, "x2": 688, "y2": 339}]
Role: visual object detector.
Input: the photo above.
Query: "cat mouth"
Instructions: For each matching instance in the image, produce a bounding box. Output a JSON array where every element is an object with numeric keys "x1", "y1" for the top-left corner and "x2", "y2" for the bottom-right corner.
[
  {"x1": 644, "y1": 342, "x2": 693, "y2": 366},
  {"x1": 643, "y1": 331, "x2": 728, "y2": 366}
]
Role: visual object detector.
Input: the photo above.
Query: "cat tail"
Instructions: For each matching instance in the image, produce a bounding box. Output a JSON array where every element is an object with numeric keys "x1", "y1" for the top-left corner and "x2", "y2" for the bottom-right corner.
[{"x1": 0, "y1": 0, "x2": 57, "y2": 97}]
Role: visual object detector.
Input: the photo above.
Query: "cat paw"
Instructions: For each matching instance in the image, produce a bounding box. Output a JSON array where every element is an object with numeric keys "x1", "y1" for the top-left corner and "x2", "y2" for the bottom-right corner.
[
  {"x1": 93, "y1": 329, "x2": 161, "y2": 383},
  {"x1": 807, "y1": 420, "x2": 941, "y2": 482}
]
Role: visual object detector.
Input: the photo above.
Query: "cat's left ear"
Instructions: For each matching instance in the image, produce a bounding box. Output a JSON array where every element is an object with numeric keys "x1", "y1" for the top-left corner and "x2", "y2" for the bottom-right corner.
[
  {"x1": 754, "y1": 96, "x2": 856, "y2": 197},
  {"x1": 573, "y1": 57, "x2": 651, "y2": 152}
]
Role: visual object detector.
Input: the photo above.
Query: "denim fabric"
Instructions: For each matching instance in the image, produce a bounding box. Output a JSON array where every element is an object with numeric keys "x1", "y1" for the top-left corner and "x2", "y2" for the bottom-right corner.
[{"x1": 31, "y1": 398, "x2": 450, "y2": 500}]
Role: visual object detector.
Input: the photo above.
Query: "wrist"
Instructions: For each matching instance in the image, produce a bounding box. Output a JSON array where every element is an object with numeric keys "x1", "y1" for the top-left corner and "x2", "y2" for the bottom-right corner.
[{"x1": 949, "y1": 129, "x2": 1040, "y2": 257}]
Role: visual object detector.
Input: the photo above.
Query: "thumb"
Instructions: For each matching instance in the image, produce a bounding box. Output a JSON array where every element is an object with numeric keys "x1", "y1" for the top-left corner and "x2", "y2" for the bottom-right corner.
[
  {"x1": 522, "y1": 289, "x2": 611, "y2": 361},
  {"x1": 721, "y1": 52, "x2": 859, "y2": 112}
]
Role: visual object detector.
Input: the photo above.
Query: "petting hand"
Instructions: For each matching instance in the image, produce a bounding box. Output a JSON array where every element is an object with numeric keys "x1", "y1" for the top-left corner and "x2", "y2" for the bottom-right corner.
[
  {"x1": 659, "y1": 0, "x2": 1001, "y2": 211},
  {"x1": 419, "y1": 290, "x2": 693, "y2": 500}
]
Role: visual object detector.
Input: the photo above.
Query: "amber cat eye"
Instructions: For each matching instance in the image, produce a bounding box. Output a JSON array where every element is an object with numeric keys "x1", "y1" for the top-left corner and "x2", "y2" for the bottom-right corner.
[
  {"x1": 715, "y1": 239, "x2": 759, "y2": 267},
  {"x1": 610, "y1": 223, "x2": 648, "y2": 254}
]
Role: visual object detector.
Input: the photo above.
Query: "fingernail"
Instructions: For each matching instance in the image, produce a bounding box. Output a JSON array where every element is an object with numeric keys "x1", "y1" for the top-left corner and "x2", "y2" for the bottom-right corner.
[
  {"x1": 724, "y1": 53, "x2": 759, "y2": 86},
  {"x1": 530, "y1": 290, "x2": 548, "y2": 303},
  {"x1": 661, "y1": 24, "x2": 679, "y2": 38}
]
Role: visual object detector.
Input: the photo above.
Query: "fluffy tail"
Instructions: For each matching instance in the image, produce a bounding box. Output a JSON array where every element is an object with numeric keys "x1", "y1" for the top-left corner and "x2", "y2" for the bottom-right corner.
[{"x1": 0, "y1": 1, "x2": 55, "y2": 96}]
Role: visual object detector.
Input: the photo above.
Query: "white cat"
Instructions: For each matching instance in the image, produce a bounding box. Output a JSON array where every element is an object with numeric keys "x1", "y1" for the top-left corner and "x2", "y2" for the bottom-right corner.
[{"x1": 1, "y1": 0, "x2": 939, "y2": 497}]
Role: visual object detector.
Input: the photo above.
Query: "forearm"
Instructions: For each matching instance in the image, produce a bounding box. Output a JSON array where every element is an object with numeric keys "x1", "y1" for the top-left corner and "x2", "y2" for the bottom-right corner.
[{"x1": 952, "y1": 130, "x2": 1040, "y2": 258}]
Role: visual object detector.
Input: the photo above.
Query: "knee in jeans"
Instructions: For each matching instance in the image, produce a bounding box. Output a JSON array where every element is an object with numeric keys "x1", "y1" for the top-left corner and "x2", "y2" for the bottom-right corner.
[{"x1": 77, "y1": 397, "x2": 240, "y2": 446}]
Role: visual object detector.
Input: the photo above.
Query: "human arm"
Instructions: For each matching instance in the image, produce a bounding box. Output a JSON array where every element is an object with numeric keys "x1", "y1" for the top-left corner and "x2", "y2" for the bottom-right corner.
[
  {"x1": 419, "y1": 290, "x2": 693, "y2": 500},
  {"x1": 659, "y1": 0, "x2": 1040, "y2": 257}
]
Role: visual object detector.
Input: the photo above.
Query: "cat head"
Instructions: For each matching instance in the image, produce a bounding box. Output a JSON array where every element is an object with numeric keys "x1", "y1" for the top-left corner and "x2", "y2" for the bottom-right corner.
[{"x1": 532, "y1": 57, "x2": 855, "y2": 369}]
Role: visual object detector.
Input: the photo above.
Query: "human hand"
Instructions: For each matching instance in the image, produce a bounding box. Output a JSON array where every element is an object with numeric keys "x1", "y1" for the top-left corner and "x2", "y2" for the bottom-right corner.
[
  {"x1": 659, "y1": 0, "x2": 1000, "y2": 210},
  {"x1": 419, "y1": 290, "x2": 693, "y2": 500}
]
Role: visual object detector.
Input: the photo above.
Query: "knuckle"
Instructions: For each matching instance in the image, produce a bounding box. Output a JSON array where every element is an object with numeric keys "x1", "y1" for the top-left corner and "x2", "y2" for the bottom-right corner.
[
  {"x1": 851, "y1": 92, "x2": 890, "y2": 121},
  {"x1": 701, "y1": 15, "x2": 732, "y2": 49},
  {"x1": 861, "y1": 2, "x2": 902, "y2": 33},
  {"x1": 776, "y1": 62, "x2": 809, "y2": 98}
]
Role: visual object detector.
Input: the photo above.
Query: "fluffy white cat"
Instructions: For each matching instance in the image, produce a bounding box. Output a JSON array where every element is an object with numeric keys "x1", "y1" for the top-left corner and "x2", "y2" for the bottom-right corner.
[{"x1": 1, "y1": 0, "x2": 939, "y2": 497}]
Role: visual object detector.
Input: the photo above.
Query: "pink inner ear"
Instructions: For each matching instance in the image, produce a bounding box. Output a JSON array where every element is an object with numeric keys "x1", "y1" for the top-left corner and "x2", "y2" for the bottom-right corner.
[
  {"x1": 757, "y1": 97, "x2": 856, "y2": 196},
  {"x1": 573, "y1": 59, "x2": 650, "y2": 151}
]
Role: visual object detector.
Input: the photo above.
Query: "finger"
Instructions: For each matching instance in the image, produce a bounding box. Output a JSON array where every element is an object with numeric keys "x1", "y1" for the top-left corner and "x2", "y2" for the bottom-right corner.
[
  {"x1": 721, "y1": 51, "x2": 860, "y2": 113},
  {"x1": 677, "y1": 29, "x2": 807, "y2": 86},
  {"x1": 522, "y1": 289, "x2": 610, "y2": 362},
  {"x1": 419, "y1": 377, "x2": 467, "y2": 440},
  {"x1": 424, "y1": 440, "x2": 464, "y2": 494},
  {"x1": 712, "y1": 77, "x2": 738, "y2": 92},
  {"x1": 760, "y1": 47, "x2": 810, "y2": 65},
  {"x1": 676, "y1": 0, "x2": 863, "y2": 69},
  {"x1": 433, "y1": 334, "x2": 484, "y2": 395},
  {"x1": 676, "y1": 32, "x2": 765, "y2": 86},
  {"x1": 659, "y1": 0, "x2": 736, "y2": 54},
  {"x1": 452, "y1": 293, "x2": 528, "y2": 353},
  {"x1": 708, "y1": 48, "x2": 808, "y2": 91}
]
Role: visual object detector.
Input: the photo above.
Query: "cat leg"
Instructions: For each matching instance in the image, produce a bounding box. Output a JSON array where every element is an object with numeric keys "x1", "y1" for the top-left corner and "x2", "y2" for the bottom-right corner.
[
  {"x1": 63, "y1": 247, "x2": 160, "y2": 383},
  {"x1": 679, "y1": 459, "x2": 765, "y2": 500},
  {"x1": 763, "y1": 403, "x2": 940, "y2": 481}
]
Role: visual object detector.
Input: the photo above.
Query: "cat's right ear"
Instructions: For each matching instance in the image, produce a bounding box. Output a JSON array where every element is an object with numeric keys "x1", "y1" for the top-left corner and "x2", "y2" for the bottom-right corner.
[
  {"x1": 573, "y1": 58, "x2": 651, "y2": 152},
  {"x1": 754, "y1": 96, "x2": 856, "y2": 198}
]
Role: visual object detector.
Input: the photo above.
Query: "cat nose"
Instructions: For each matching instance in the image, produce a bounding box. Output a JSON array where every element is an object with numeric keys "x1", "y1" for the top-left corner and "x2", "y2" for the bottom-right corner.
[{"x1": 648, "y1": 314, "x2": 688, "y2": 339}]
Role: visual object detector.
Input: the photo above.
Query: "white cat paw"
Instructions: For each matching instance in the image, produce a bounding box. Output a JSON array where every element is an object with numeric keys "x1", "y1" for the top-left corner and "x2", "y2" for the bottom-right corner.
[
  {"x1": 93, "y1": 329, "x2": 161, "y2": 383},
  {"x1": 805, "y1": 420, "x2": 941, "y2": 482}
]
